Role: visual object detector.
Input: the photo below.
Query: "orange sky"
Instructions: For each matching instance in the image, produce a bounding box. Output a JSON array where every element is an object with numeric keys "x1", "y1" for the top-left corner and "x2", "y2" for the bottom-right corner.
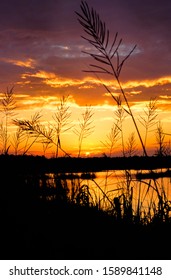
[
  {"x1": 0, "y1": 0, "x2": 171, "y2": 157},
  {"x1": 1, "y1": 75, "x2": 171, "y2": 158}
]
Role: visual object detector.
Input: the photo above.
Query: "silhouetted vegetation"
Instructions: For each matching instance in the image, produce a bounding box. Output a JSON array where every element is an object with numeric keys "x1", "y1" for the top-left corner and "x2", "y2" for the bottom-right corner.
[
  {"x1": 1, "y1": 1, "x2": 171, "y2": 260},
  {"x1": 1, "y1": 154, "x2": 171, "y2": 259},
  {"x1": 1, "y1": 154, "x2": 171, "y2": 173}
]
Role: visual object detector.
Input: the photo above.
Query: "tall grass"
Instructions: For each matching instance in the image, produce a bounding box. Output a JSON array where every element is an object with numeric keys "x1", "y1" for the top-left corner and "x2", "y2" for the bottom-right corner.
[
  {"x1": 13, "y1": 97, "x2": 72, "y2": 157},
  {"x1": 0, "y1": 87, "x2": 16, "y2": 154},
  {"x1": 0, "y1": 1, "x2": 171, "y2": 228},
  {"x1": 75, "y1": 0, "x2": 171, "y2": 224},
  {"x1": 74, "y1": 105, "x2": 94, "y2": 157},
  {"x1": 75, "y1": 0, "x2": 147, "y2": 156}
]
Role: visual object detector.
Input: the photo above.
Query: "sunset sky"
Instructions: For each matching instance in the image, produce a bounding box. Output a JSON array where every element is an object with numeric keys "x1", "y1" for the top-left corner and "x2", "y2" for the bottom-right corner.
[{"x1": 0, "y1": 0, "x2": 171, "y2": 157}]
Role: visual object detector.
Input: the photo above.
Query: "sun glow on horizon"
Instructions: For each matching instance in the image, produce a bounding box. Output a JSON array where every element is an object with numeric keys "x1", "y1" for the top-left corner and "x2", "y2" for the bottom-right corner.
[
  {"x1": 1, "y1": 68, "x2": 171, "y2": 157},
  {"x1": 1, "y1": 81, "x2": 170, "y2": 158}
]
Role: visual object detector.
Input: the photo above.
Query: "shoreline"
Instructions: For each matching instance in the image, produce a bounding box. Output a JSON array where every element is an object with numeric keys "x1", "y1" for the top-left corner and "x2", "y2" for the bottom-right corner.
[{"x1": 1, "y1": 154, "x2": 171, "y2": 173}]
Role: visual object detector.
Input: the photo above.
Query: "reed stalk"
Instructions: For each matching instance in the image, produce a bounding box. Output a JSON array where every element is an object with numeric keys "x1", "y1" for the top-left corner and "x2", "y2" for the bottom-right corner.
[
  {"x1": 74, "y1": 105, "x2": 94, "y2": 157},
  {"x1": 75, "y1": 0, "x2": 147, "y2": 156},
  {"x1": 0, "y1": 86, "x2": 16, "y2": 154}
]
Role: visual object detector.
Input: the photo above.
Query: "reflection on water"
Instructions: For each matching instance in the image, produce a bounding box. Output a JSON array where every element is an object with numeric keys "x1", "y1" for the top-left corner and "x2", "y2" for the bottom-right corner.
[{"x1": 42, "y1": 168, "x2": 171, "y2": 218}]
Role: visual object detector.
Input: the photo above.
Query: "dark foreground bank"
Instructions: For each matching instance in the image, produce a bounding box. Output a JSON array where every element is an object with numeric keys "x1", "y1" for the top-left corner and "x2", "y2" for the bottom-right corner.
[
  {"x1": 1, "y1": 154, "x2": 171, "y2": 173},
  {"x1": 1, "y1": 161, "x2": 171, "y2": 260},
  {"x1": 2, "y1": 199, "x2": 171, "y2": 260}
]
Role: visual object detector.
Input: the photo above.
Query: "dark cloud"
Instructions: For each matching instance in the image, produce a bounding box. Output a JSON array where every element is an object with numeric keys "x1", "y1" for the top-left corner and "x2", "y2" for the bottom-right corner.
[
  {"x1": 0, "y1": 0, "x2": 65, "y2": 31},
  {"x1": 0, "y1": 0, "x2": 171, "y2": 103}
]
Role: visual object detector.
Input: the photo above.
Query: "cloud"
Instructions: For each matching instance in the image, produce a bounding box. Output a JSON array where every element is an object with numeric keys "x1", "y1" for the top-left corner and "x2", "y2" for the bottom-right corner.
[
  {"x1": 1, "y1": 58, "x2": 36, "y2": 68},
  {"x1": 0, "y1": 0, "x2": 170, "y2": 109}
]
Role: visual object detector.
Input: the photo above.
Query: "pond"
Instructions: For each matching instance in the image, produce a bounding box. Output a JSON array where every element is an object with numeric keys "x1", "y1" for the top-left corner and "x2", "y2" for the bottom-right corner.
[{"x1": 41, "y1": 168, "x2": 171, "y2": 220}]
